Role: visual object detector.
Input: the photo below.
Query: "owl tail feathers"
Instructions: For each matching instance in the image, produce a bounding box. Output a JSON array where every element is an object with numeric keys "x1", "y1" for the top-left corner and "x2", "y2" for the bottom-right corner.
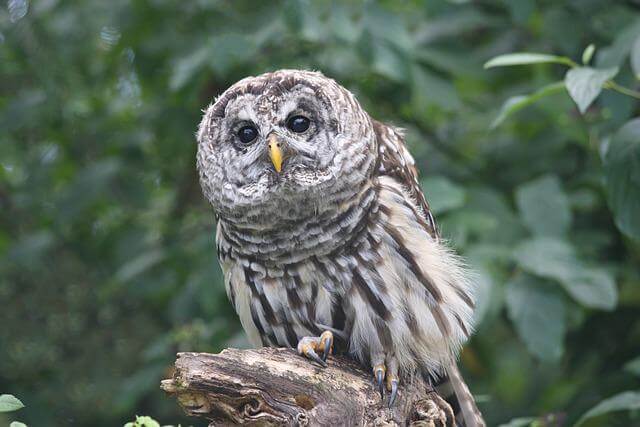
[{"x1": 432, "y1": 363, "x2": 486, "y2": 427}]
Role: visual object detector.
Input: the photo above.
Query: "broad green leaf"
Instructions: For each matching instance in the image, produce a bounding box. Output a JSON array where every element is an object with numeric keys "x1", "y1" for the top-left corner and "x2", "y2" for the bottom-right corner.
[
  {"x1": 513, "y1": 237, "x2": 617, "y2": 310},
  {"x1": 491, "y1": 81, "x2": 565, "y2": 128},
  {"x1": 484, "y1": 52, "x2": 573, "y2": 68},
  {"x1": 10, "y1": 422, "x2": 27, "y2": 427},
  {"x1": 506, "y1": 274, "x2": 566, "y2": 361},
  {"x1": 624, "y1": 356, "x2": 640, "y2": 376},
  {"x1": 513, "y1": 237, "x2": 575, "y2": 281},
  {"x1": 582, "y1": 44, "x2": 596, "y2": 65},
  {"x1": 0, "y1": 395, "x2": 24, "y2": 412},
  {"x1": 564, "y1": 66, "x2": 619, "y2": 113},
  {"x1": 563, "y1": 268, "x2": 617, "y2": 311},
  {"x1": 515, "y1": 175, "x2": 572, "y2": 236},
  {"x1": 604, "y1": 119, "x2": 640, "y2": 240},
  {"x1": 576, "y1": 391, "x2": 640, "y2": 425},
  {"x1": 421, "y1": 176, "x2": 466, "y2": 214},
  {"x1": 498, "y1": 417, "x2": 536, "y2": 427}
]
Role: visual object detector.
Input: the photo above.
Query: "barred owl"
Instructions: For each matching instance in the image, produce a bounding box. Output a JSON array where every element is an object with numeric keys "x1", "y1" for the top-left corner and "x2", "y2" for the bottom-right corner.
[{"x1": 197, "y1": 70, "x2": 484, "y2": 426}]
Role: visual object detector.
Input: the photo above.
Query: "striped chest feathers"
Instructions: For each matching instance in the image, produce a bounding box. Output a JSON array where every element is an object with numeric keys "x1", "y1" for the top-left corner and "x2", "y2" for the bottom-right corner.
[{"x1": 215, "y1": 176, "x2": 476, "y2": 373}]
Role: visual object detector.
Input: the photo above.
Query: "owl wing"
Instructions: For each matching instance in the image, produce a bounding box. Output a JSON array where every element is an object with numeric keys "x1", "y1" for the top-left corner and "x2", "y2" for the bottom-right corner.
[
  {"x1": 371, "y1": 120, "x2": 485, "y2": 426},
  {"x1": 372, "y1": 120, "x2": 438, "y2": 240}
]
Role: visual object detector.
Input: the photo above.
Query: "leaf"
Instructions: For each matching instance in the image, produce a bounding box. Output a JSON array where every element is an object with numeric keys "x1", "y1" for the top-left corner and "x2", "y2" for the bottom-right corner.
[
  {"x1": 563, "y1": 268, "x2": 617, "y2": 311},
  {"x1": 624, "y1": 356, "x2": 640, "y2": 376},
  {"x1": 484, "y1": 52, "x2": 573, "y2": 68},
  {"x1": 582, "y1": 44, "x2": 596, "y2": 65},
  {"x1": 576, "y1": 391, "x2": 640, "y2": 425},
  {"x1": 491, "y1": 81, "x2": 565, "y2": 128},
  {"x1": 513, "y1": 237, "x2": 617, "y2": 310},
  {"x1": 515, "y1": 175, "x2": 572, "y2": 236},
  {"x1": 124, "y1": 415, "x2": 161, "y2": 427},
  {"x1": 564, "y1": 66, "x2": 619, "y2": 113},
  {"x1": 505, "y1": 274, "x2": 566, "y2": 361},
  {"x1": 513, "y1": 237, "x2": 575, "y2": 279},
  {"x1": 0, "y1": 395, "x2": 24, "y2": 412},
  {"x1": 604, "y1": 118, "x2": 640, "y2": 240},
  {"x1": 421, "y1": 176, "x2": 466, "y2": 214}
]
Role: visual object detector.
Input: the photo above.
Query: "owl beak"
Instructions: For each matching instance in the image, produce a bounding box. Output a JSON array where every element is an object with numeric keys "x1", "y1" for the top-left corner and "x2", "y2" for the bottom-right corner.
[{"x1": 268, "y1": 134, "x2": 284, "y2": 173}]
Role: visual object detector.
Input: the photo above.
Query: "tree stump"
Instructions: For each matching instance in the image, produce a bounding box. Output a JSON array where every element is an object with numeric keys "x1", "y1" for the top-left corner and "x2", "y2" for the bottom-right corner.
[{"x1": 161, "y1": 348, "x2": 454, "y2": 426}]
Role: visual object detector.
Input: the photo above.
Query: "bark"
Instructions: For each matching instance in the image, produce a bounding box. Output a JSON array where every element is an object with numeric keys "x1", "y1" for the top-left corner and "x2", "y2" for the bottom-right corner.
[{"x1": 161, "y1": 348, "x2": 454, "y2": 426}]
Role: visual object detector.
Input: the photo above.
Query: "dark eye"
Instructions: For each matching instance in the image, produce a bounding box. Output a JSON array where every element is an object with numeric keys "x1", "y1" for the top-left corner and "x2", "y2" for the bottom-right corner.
[
  {"x1": 237, "y1": 125, "x2": 258, "y2": 144},
  {"x1": 287, "y1": 115, "x2": 311, "y2": 133}
]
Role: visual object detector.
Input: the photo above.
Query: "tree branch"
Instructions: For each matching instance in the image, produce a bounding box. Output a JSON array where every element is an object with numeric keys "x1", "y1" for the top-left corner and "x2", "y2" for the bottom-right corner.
[{"x1": 161, "y1": 348, "x2": 454, "y2": 426}]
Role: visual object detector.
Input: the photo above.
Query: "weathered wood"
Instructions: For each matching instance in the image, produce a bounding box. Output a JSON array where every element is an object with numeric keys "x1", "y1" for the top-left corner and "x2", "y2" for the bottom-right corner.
[{"x1": 161, "y1": 348, "x2": 453, "y2": 426}]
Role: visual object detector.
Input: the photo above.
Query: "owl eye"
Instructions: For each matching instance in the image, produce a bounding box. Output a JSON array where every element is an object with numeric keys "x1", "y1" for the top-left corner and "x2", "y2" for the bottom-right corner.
[
  {"x1": 237, "y1": 125, "x2": 258, "y2": 144},
  {"x1": 287, "y1": 115, "x2": 311, "y2": 133}
]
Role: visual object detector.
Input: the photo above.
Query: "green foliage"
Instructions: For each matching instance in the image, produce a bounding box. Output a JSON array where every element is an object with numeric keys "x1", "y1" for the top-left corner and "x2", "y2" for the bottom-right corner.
[
  {"x1": 505, "y1": 274, "x2": 566, "y2": 362},
  {"x1": 1, "y1": 1, "x2": 639, "y2": 426},
  {"x1": 0, "y1": 394, "x2": 26, "y2": 427},
  {"x1": 124, "y1": 415, "x2": 161, "y2": 427},
  {"x1": 576, "y1": 391, "x2": 640, "y2": 425},
  {"x1": 0, "y1": 395, "x2": 24, "y2": 412},
  {"x1": 604, "y1": 119, "x2": 640, "y2": 240}
]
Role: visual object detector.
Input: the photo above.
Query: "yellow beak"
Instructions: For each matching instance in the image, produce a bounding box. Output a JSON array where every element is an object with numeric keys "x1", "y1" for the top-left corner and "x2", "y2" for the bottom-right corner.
[{"x1": 268, "y1": 134, "x2": 283, "y2": 173}]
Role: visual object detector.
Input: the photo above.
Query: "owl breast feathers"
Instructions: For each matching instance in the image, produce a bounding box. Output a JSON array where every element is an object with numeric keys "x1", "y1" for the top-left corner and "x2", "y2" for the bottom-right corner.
[{"x1": 197, "y1": 70, "x2": 484, "y2": 426}]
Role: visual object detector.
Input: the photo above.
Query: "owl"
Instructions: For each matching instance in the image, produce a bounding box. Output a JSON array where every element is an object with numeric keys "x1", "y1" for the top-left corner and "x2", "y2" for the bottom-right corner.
[{"x1": 197, "y1": 70, "x2": 484, "y2": 426}]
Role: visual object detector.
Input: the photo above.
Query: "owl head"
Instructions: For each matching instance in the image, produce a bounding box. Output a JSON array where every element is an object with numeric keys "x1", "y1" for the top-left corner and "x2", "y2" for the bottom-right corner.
[{"x1": 197, "y1": 70, "x2": 376, "y2": 229}]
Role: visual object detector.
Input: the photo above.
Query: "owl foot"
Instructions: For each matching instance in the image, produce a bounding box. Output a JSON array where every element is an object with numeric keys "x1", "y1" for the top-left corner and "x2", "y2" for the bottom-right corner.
[
  {"x1": 372, "y1": 356, "x2": 399, "y2": 407},
  {"x1": 296, "y1": 330, "x2": 333, "y2": 368}
]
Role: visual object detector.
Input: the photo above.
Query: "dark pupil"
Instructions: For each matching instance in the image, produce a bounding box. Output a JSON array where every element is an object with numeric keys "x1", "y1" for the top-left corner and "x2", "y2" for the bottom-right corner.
[
  {"x1": 287, "y1": 116, "x2": 310, "y2": 133},
  {"x1": 237, "y1": 126, "x2": 258, "y2": 144}
]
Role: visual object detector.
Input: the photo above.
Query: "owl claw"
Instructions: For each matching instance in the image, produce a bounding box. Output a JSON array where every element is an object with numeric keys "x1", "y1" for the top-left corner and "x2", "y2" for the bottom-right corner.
[
  {"x1": 375, "y1": 368, "x2": 385, "y2": 398},
  {"x1": 297, "y1": 331, "x2": 333, "y2": 367},
  {"x1": 388, "y1": 379, "x2": 399, "y2": 408},
  {"x1": 372, "y1": 358, "x2": 399, "y2": 407},
  {"x1": 305, "y1": 347, "x2": 327, "y2": 367},
  {"x1": 320, "y1": 330, "x2": 333, "y2": 362}
]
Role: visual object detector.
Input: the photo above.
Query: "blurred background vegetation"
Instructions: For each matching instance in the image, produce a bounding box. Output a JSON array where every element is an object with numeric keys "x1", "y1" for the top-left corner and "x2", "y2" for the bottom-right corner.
[{"x1": 1, "y1": 0, "x2": 639, "y2": 426}]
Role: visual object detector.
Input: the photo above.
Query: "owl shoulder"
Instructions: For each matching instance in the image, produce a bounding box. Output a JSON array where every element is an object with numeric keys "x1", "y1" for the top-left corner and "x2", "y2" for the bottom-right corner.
[{"x1": 371, "y1": 119, "x2": 438, "y2": 239}]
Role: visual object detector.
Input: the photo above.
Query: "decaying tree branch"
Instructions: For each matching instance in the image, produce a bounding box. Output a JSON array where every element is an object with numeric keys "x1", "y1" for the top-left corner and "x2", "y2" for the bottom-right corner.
[{"x1": 161, "y1": 348, "x2": 454, "y2": 426}]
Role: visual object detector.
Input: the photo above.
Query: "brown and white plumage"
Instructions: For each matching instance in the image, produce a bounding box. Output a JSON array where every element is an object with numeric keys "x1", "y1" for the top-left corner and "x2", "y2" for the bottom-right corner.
[{"x1": 197, "y1": 69, "x2": 484, "y2": 426}]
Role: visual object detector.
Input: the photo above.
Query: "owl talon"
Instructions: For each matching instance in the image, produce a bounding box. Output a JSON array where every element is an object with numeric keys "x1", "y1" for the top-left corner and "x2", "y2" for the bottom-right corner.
[
  {"x1": 388, "y1": 379, "x2": 399, "y2": 407},
  {"x1": 306, "y1": 347, "x2": 327, "y2": 367},
  {"x1": 372, "y1": 363, "x2": 386, "y2": 399},
  {"x1": 320, "y1": 330, "x2": 333, "y2": 362},
  {"x1": 297, "y1": 331, "x2": 333, "y2": 367},
  {"x1": 375, "y1": 368, "x2": 385, "y2": 398}
]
